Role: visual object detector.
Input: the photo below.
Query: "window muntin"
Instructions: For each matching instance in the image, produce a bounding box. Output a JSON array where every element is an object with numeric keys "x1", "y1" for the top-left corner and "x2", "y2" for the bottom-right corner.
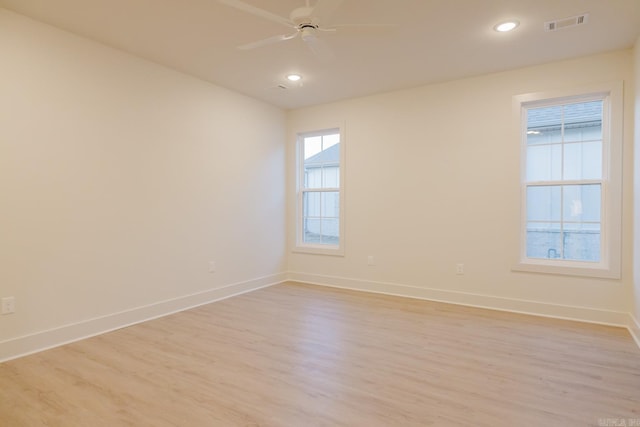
[{"x1": 296, "y1": 129, "x2": 343, "y2": 253}]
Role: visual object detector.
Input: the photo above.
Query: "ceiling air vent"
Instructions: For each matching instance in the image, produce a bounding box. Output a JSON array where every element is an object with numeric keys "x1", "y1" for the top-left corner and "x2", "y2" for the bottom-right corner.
[{"x1": 545, "y1": 13, "x2": 589, "y2": 32}]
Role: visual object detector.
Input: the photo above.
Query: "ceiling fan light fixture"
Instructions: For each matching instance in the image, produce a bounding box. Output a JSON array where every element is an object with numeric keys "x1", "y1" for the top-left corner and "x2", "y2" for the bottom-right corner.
[
  {"x1": 287, "y1": 74, "x2": 302, "y2": 82},
  {"x1": 494, "y1": 20, "x2": 519, "y2": 32},
  {"x1": 300, "y1": 26, "x2": 317, "y2": 42}
]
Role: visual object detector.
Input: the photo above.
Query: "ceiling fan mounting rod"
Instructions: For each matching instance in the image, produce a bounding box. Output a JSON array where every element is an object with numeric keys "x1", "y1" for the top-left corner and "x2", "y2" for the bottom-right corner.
[{"x1": 290, "y1": 6, "x2": 314, "y2": 25}]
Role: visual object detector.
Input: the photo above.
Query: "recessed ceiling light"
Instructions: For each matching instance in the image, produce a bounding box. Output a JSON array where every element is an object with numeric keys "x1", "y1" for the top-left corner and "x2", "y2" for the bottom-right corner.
[
  {"x1": 286, "y1": 74, "x2": 302, "y2": 82},
  {"x1": 494, "y1": 21, "x2": 519, "y2": 32}
]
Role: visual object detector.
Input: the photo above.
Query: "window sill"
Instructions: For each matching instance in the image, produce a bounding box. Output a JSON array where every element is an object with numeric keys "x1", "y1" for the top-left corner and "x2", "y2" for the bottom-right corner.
[
  {"x1": 292, "y1": 245, "x2": 344, "y2": 257},
  {"x1": 512, "y1": 260, "x2": 620, "y2": 279}
]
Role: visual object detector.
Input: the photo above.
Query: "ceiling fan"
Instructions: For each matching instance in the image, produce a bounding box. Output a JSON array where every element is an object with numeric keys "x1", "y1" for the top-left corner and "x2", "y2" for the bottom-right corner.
[{"x1": 218, "y1": 0, "x2": 367, "y2": 59}]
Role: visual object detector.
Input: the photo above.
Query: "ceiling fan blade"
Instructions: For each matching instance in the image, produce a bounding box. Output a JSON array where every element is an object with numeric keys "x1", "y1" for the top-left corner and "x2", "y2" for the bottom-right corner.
[
  {"x1": 311, "y1": 0, "x2": 343, "y2": 25},
  {"x1": 304, "y1": 36, "x2": 335, "y2": 62},
  {"x1": 238, "y1": 33, "x2": 298, "y2": 50},
  {"x1": 218, "y1": 0, "x2": 294, "y2": 29},
  {"x1": 325, "y1": 24, "x2": 395, "y2": 35}
]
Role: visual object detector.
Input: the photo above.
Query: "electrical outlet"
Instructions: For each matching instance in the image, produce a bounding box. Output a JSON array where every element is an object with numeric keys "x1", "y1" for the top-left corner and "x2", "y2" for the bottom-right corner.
[
  {"x1": 367, "y1": 256, "x2": 375, "y2": 266},
  {"x1": 456, "y1": 263, "x2": 464, "y2": 275},
  {"x1": 1, "y1": 297, "x2": 15, "y2": 315},
  {"x1": 208, "y1": 261, "x2": 216, "y2": 273}
]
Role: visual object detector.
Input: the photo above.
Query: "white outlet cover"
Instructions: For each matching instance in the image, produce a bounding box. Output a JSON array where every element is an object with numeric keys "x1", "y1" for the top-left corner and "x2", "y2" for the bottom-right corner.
[{"x1": 1, "y1": 297, "x2": 15, "y2": 314}]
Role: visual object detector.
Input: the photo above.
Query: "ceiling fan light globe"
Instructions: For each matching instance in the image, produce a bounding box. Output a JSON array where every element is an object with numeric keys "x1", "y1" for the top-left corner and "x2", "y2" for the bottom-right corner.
[{"x1": 301, "y1": 27, "x2": 316, "y2": 41}]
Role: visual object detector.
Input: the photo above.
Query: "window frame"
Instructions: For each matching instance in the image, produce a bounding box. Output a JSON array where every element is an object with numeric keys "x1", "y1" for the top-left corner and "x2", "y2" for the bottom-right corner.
[
  {"x1": 294, "y1": 127, "x2": 345, "y2": 256},
  {"x1": 512, "y1": 82, "x2": 623, "y2": 279}
]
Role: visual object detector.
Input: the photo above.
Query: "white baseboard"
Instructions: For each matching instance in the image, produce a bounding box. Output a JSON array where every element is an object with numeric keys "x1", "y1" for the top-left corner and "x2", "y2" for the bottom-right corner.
[
  {"x1": 0, "y1": 273, "x2": 287, "y2": 363},
  {"x1": 287, "y1": 271, "x2": 631, "y2": 328},
  {"x1": 4, "y1": 272, "x2": 637, "y2": 363}
]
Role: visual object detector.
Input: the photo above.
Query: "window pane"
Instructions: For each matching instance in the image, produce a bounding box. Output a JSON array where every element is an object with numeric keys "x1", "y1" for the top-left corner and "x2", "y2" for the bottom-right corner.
[
  {"x1": 322, "y1": 133, "x2": 340, "y2": 155},
  {"x1": 305, "y1": 141, "x2": 339, "y2": 167},
  {"x1": 563, "y1": 223, "x2": 600, "y2": 262},
  {"x1": 303, "y1": 192, "x2": 320, "y2": 217},
  {"x1": 303, "y1": 218, "x2": 321, "y2": 244},
  {"x1": 563, "y1": 101, "x2": 602, "y2": 142},
  {"x1": 527, "y1": 125, "x2": 562, "y2": 145},
  {"x1": 527, "y1": 105, "x2": 562, "y2": 144},
  {"x1": 321, "y1": 191, "x2": 340, "y2": 218},
  {"x1": 562, "y1": 185, "x2": 600, "y2": 222},
  {"x1": 563, "y1": 141, "x2": 602, "y2": 180},
  {"x1": 526, "y1": 222, "x2": 562, "y2": 259},
  {"x1": 564, "y1": 122, "x2": 602, "y2": 142},
  {"x1": 304, "y1": 140, "x2": 340, "y2": 190},
  {"x1": 320, "y1": 218, "x2": 339, "y2": 245},
  {"x1": 322, "y1": 166, "x2": 339, "y2": 188},
  {"x1": 303, "y1": 136, "x2": 322, "y2": 160},
  {"x1": 526, "y1": 144, "x2": 561, "y2": 181},
  {"x1": 527, "y1": 186, "x2": 561, "y2": 222},
  {"x1": 304, "y1": 167, "x2": 322, "y2": 189}
]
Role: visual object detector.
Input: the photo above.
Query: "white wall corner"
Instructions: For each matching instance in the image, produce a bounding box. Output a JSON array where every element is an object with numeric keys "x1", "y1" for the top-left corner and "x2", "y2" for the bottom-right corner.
[
  {"x1": 633, "y1": 34, "x2": 640, "y2": 352},
  {"x1": 629, "y1": 314, "x2": 640, "y2": 351},
  {"x1": 0, "y1": 273, "x2": 287, "y2": 363}
]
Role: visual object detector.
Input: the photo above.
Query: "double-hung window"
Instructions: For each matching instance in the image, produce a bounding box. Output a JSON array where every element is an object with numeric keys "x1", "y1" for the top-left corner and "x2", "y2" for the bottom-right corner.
[
  {"x1": 295, "y1": 128, "x2": 344, "y2": 255},
  {"x1": 514, "y1": 83, "x2": 622, "y2": 278}
]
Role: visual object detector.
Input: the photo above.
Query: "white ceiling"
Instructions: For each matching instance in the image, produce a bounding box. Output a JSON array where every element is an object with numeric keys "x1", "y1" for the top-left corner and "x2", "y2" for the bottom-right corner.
[{"x1": 1, "y1": 0, "x2": 639, "y2": 109}]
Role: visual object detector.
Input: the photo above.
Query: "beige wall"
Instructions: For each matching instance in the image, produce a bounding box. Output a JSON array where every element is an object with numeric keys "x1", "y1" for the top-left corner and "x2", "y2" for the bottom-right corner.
[
  {"x1": 633, "y1": 35, "x2": 640, "y2": 334},
  {"x1": 0, "y1": 9, "x2": 286, "y2": 353},
  {"x1": 288, "y1": 50, "x2": 635, "y2": 321}
]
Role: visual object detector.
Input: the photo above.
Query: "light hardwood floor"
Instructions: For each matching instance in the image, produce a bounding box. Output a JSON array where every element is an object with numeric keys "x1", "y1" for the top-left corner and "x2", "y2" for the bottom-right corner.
[{"x1": 1, "y1": 282, "x2": 639, "y2": 426}]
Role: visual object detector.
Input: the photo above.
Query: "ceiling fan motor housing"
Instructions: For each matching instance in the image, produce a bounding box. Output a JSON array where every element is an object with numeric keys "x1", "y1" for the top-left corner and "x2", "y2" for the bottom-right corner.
[{"x1": 290, "y1": 7, "x2": 318, "y2": 41}]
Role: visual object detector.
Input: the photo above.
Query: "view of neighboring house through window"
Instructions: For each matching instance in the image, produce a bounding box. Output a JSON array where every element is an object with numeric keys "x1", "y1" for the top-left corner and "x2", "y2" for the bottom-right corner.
[
  {"x1": 524, "y1": 99, "x2": 604, "y2": 262},
  {"x1": 297, "y1": 129, "x2": 342, "y2": 252}
]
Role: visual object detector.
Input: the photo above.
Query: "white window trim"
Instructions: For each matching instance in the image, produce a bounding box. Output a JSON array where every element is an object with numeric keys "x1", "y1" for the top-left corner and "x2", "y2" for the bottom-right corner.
[
  {"x1": 293, "y1": 126, "x2": 345, "y2": 256},
  {"x1": 512, "y1": 82, "x2": 623, "y2": 279}
]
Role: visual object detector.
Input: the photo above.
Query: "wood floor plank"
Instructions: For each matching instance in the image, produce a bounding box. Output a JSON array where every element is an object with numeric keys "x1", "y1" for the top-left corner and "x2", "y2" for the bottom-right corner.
[{"x1": 1, "y1": 282, "x2": 639, "y2": 426}]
